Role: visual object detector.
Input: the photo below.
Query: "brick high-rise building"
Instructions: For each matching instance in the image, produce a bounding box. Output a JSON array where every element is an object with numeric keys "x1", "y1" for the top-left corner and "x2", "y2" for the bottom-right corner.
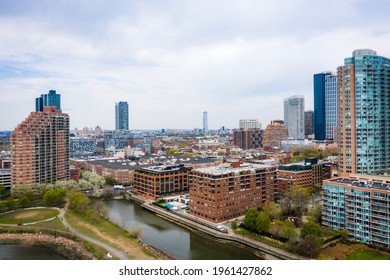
[
  {"x1": 11, "y1": 106, "x2": 70, "y2": 190},
  {"x1": 262, "y1": 120, "x2": 289, "y2": 148},
  {"x1": 189, "y1": 163, "x2": 277, "y2": 223},
  {"x1": 233, "y1": 129, "x2": 262, "y2": 150}
]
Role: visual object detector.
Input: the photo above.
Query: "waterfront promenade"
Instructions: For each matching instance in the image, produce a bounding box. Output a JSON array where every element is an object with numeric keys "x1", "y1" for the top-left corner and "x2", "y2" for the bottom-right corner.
[{"x1": 139, "y1": 198, "x2": 305, "y2": 260}]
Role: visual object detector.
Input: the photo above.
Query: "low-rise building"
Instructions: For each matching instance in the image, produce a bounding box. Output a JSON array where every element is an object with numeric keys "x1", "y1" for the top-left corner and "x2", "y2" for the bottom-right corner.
[
  {"x1": 133, "y1": 164, "x2": 191, "y2": 199},
  {"x1": 189, "y1": 163, "x2": 277, "y2": 223},
  {"x1": 278, "y1": 158, "x2": 331, "y2": 194},
  {"x1": 322, "y1": 174, "x2": 390, "y2": 248}
]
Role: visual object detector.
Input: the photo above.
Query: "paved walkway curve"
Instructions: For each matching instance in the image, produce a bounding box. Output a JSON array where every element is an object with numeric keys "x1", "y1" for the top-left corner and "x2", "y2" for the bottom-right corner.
[{"x1": 58, "y1": 207, "x2": 129, "y2": 260}]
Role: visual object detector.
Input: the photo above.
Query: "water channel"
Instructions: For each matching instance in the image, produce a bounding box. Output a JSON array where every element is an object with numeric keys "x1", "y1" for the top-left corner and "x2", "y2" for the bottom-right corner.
[
  {"x1": 0, "y1": 245, "x2": 67, "y2": 260},
  {"x1": 105, "y1": 200, "x2": 263, "y2": 260}
]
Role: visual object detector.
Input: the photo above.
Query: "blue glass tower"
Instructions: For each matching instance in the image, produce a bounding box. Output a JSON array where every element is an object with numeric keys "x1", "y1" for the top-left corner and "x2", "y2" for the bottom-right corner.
[
  {"x1": 35, "y1": 90, "x2": 61, "y2": 112},
  {"x1": 313, "y1": 72, "x2": 337, "y2": 140},
  {"x1": 115, "y1": 101, "x2": 129, "y2": 130},
  {"x1": 313, "y1": 73, "x2": 327, "y2": 140}
]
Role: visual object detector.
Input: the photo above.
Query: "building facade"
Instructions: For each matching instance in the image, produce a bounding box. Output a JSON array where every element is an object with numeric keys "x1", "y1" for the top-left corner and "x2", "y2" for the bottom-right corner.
[
  {"x1": 304, "y1": 110, "x2": 313, "y2": 137},
  {"x1": 189, "y1": 163, "x2": 277, "y2": 223},
  {"x1": 323, "y1": 174, "x2": 390, "y2": 248},
  {"x1": 233, "y1": 129, "x2": 262, "y2": 150},
  {"x1": 133, "y1": 164, "x2": 191, "y2": 199},
  {"x1": 325, "y1": 74, "x2": 338, "y2": 140},
  {"x1": 35, "y1": 90, "x2": 61, "y2": 112},
  {"x1": 338, "y1": 49, "x2": 390, "y2": 175},
  {"x1": 11, "y1": 106, "x2": 70, "y2": 190},
  {"x1": 239, "y1": 119, "x2": 261, "y2": 130},
  {"x1": 115, "y1": 101, "x2": 129, "y2": 130},
  {"x1": 278, "y1": 158, "x2": 331, "y2": 194},
  {"x1": 203, "y1": 111, "x2": 208, "y2": 133},
  {"x1": 262, "y1": 120, "x2": 289, "y2": 148},
  {"x1": 284, "y1": 95, "x2": 305, "y2": 139}
]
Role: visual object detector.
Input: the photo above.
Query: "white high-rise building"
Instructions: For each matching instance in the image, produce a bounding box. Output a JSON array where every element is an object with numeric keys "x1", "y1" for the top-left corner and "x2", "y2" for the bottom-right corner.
[
  {"x1": 284, "y1": 95, "x2": 305, "y2": 139},
  {"x1": 203, "y1": 111, "x2": 208, "y2": 133},
  {"x1": 239, "y1": 119, "x2": 261, "y2": 130}
]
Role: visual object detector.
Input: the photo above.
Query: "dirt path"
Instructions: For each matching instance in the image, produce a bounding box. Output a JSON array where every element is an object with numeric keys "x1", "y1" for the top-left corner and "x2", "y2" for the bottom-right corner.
[{"x1": 59, "y1": 207, "x2": 155, "y2": 260}]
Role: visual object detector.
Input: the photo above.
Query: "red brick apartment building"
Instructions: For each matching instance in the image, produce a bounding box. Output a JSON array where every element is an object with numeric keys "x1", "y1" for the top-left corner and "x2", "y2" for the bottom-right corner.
[
  {"x1": 133, "y1": 164, "x2": 191, "y2": 199},
  {"x1": 10, "y1": 107, "x2": 70, "y2": 190},
  {"x1": 189, "y1": 163, "x2": 277, "y2": 223}
]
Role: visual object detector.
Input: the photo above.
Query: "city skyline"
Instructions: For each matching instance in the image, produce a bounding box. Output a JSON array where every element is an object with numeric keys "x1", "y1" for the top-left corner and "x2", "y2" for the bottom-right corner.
[{"x1": 0, "y1": 1, "x2": 390, "y2": 130}]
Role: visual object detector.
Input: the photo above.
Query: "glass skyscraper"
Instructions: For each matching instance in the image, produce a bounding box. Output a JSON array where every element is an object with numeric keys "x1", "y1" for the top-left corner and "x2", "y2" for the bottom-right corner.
[
  {"x1": 284, "y1": 95, "x2": 305, "y2": 139},
  {"x1": 203, "y1": 111, "x2": 208, "y2": 133},
  {"x1": 313, "y1": 72, "x2": 337, "y2": 140},
  {"x1": 35, "y1": 90, "x2": 61, "y2": 112},
  {"x1": 338, "y1": 49, "x2": 390, "y2": 175},
  {"x1": 115, "y1": 101, "x2": 129, "y2": 130}
]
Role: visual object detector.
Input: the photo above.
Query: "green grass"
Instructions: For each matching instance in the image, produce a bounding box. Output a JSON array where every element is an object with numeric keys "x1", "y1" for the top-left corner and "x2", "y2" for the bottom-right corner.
[
  {"x1": 0, "y1": 208, "x2": 60, "y2": 224},
  {"x1": 347, "y1": 249, "x2": 390, "y2": 260},
  {"x1": 65, "y1": 210, "x2": 134, "y2": 251},
  {"x1": 26, "y1": 217, "x2": 68, "y2": 232}
]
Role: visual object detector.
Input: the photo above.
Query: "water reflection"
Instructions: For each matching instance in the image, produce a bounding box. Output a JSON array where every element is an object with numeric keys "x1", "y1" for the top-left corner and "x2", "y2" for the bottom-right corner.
[{"x1": 105, "y1": 200, "x2": 261, "y2": 260}]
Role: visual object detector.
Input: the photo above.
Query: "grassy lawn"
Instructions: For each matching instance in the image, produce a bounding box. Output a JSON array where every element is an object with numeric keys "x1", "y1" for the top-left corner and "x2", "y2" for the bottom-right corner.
[
  {"x1": 65, "y1": 210, "x2": 155, "y2": 260},
  {"x1": 347, "y1": 249, "x2": 390, "y2": 260},
  {"x1": 0, "y1": 208, "x2": 60, "y2": 224},
  {"x1": 26, "y1": 217, "x2": 68, "y2": 232},
  {"x1": 319, "y1": 243, "x2": 390, "y2": 260}
]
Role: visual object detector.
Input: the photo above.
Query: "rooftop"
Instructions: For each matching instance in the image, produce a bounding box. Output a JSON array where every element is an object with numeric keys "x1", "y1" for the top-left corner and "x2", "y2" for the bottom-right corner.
[
  {"x1": 193, "y1": 163, "x2": 275, "y2": 176},
  {"x1": 327, "y1": 177, "x2": 390, "y2": 192},
  {"x1": 73, "y1": 155, "x2": 217, "y2": 171}
]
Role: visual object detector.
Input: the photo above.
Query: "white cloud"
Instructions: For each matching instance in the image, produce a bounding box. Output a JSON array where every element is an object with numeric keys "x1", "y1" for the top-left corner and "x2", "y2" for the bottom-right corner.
[{"x1": 0, "y1": 0, "x2": 389, "y2": 130}]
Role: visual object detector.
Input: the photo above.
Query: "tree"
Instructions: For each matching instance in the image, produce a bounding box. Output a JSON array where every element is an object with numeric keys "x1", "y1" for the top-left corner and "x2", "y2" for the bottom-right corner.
[
  {"x1": 300, "y1": 222, "x2": 323, "y2": 239},
  {"x1": 262, "y1": 201, "x2": 282, "y2": 220},
  {"x1": 339, "y1": 229, "x2": 349, "y2": 243},
  {"x1": 298, "y1": 234, "x2": 322, "y2": 258},
  {"x1": 55, "y1": 180, "x2": 78, "y2": 190},
  {"x1": 281, "y1": 220, "x2": 298, "y2": 242},
  {"x1": 243, "y1": 208, "x2": 259, "y2": 231},
  {"x1": 43, "y1": 189, "x2": 67, "y2": 208},
  {"x1": 167, "y1": 148, "x2": 179, "y2": 154},
  {"x1": 11, "y1": 184, "x2": 30, "y2": 198},
  {"x1": 69, "y1": 191, "x2": 91, "y2": 215},
  {"x1": 291, "y1": 185, "x2": 310, "y2": 218},
  {"x1": 78, "y1": 179, "x2": 93, "y2": 190},
  {"x1": 0, "y1": 184, "x2": 7, "y2": 197},
  {"x1": 104, "y1": 176, "x2": 122, "y2": 186},
  {"x1": 308, "y1": 205, "x2": 322, "y2": 224},
  {"x1": 92, "y1": 200, "x2": 109, "y2": 218},
  {"x1": 255, "y1": 211, "x2": 271, "y2": 233},
  {"x1": 5, "y1": 197, "x2": 16, "y2": 210},
  {"x1": 18, "y1": 195, "x2": 31, "y2": 208},
  {"x1": 269, "y1": 219, "x2": 297, "y2": 241}
]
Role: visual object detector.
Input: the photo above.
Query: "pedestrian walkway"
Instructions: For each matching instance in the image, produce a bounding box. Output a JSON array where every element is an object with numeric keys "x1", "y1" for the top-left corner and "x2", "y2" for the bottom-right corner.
[{"x1": 142, "y1": 200, "x2": 305, "y2": 260}]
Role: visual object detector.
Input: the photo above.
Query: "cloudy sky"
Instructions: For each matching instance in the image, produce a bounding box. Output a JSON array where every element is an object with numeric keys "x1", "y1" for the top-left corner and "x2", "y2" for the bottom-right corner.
[{"x1": 0, "y1": 0, "x2": 389, "y2": 131}]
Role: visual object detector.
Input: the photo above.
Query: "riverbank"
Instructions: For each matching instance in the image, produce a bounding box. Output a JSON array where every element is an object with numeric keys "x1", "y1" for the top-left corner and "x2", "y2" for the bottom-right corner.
[
  {"x1": 0, "y1": 233, "x2": 96, "y2": 260},
  {"x1": 141, "y1": 200, "x2": 303, "y2": 260}
]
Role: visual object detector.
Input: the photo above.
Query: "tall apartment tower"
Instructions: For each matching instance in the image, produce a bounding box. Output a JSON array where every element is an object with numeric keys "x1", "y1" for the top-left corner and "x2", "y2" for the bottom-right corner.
[
  {"x1": 11, "y1": 106, "x2": 70, "y2": 190},
  {"x1": 313, "y1": 72, "x2": 338, "y2": 140},
  {"x1": 115, "y1": 102, "x2": 129, "y2": 130},
  {"x1": 239, "y1": 119, "x2": 261, "y2": 130},
  {"x1": 304, "y1": 110, "x2": 313, "y2": 137},
  {"x1": 35, "y1": 90, "x2": 61, "y2": 112},
  {"x1": 338, "y1": 49, "x2": 390, "y2": 175},
  {"x1": 203, "y1": 111, "x2": 208, "y2": 133},
  {"x1": 284, "y1": 95, "x2": 305, "y2": 139}
]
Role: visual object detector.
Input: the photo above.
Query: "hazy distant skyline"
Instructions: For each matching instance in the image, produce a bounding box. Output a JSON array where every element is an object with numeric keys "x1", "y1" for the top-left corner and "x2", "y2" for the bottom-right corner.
[{"x1": 1, "y1": 0, "x2": 389, "y2": 130}]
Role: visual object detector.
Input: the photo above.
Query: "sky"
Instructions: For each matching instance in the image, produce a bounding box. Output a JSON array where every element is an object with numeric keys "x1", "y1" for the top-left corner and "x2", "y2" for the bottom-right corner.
[{"x1": 0, "y1": 0, "x2": 389, "y2": 131}]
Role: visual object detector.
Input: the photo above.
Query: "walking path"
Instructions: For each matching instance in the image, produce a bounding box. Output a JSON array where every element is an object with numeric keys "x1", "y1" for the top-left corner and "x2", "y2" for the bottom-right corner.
[
  {"x1": 58, "y1": 207, "x2": 129, "y2": 260},
  {"x1": 142, "y1": 200, "x2": 305, "y2": 260}
]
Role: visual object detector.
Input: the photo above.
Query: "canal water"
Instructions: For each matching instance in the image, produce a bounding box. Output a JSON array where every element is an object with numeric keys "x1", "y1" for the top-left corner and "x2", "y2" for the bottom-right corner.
[
  {"x1": 105, "y1": 200, "x2": 262, "y2": 260},
  {"x1": 0, "y1": 245, "x2": 67, "y2": 260}
]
